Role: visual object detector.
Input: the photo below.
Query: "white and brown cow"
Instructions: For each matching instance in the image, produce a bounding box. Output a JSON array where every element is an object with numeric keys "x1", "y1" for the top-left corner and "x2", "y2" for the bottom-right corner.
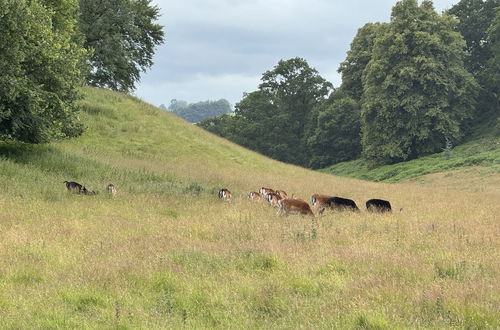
[
  {"x1": 266, "y1": 192, "x2": 283, "y2": 206},
  {"x1": 248, "y1": 191, "x2": 262, "y2": 201},
  {"x1": 259, "y1": 187, "x2": 275, "y2": 198},
  {"x1": 218, "y1": 188, "x2": 232, "y2": 201},
  {"x1": 275, "y1": 190, "x2": 288, "y2": 200},
  {"x1": 277, "y1": 198, "x2": 314, "y2": 217},
  {"x1": 310, "y1": 194, "x2": 332, "y2": 213}
]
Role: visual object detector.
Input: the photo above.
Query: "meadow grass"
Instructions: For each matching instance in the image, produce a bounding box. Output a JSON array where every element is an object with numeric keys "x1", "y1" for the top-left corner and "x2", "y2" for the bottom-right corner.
[{"x1": 0, "y1": 87, "x2": 498, "y2": 328}]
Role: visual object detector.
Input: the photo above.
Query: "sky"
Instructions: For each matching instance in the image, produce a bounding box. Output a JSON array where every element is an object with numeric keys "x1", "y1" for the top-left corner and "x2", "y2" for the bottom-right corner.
[{"x1": 134, "y1": 0, "x2": 459, "y2": 109}]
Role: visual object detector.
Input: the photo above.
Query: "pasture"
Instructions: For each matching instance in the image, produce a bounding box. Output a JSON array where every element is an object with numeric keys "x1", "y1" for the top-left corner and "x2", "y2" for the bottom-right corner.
[{"x1": 0, "y1": 88, "x2": 498, "y2": 328}]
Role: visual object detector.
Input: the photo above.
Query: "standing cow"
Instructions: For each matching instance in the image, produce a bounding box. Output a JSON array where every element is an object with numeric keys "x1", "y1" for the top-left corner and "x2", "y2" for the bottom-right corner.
[
  {"x1": 277, "y1": 198, "x2": 314, "y2": 217},
  {"x1": 366, "y1": 199, "x2": 392, "y2": 212},
  {"x1": 319, "y1": 196, "x2": 359, "y2": 214}
]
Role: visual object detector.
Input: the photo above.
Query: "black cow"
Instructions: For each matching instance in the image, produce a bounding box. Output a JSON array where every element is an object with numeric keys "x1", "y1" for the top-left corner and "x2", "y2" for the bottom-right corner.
[
  {"x1": 366, "y1": 199, "x2": 392, "y2": 213},
  {"x1": 64, "y1": 181, "x2": 84, "y2": 193},
  {"x1": 319, "y1": 196, "x2": 360, "y2": 214}
]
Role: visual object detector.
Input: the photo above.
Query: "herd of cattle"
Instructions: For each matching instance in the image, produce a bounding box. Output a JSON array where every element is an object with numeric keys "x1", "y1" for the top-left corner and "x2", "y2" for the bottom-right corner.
[
  {"x1": 63, "y1": 180, "x2": 392, "y2": 217},
  {"x1": 218, "y1": 187, "x2": 392, "y2": 217}
]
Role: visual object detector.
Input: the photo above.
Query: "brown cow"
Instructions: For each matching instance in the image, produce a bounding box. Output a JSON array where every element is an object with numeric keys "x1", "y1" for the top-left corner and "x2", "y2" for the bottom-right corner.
[
  {"x1": 266, "y1": 192, "x2": 283, "y2": 206},
  {"x1": 218, "y1": 188, "x2": 232, "y2": 201},
  {"x1": 248, "y1": 191, "x2": 262, "y2": 201},
  {"x1": 277, "y1": 198, "x2": 314, "y2": 217},
  {"x1": 259, "y1": 187, "x2": 275, "y2": 198},
  {"x1": 275, "y1": 190, "x2": 288, "y2": 199},
  {"x1": 310, "y1": 194, "x2": 332, "y2": 212}
]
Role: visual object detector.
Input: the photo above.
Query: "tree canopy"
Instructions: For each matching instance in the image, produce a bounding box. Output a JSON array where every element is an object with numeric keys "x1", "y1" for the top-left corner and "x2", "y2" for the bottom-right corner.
[
  {"x1": 360, "y1": 0, "x2": 477, "y2": 165},
  {"x1": 200, "y1": 58, "x2": 332, "y2": 166},
  {"x1": 0, "y1": 0, "x2": 88, "y2": 143},
  {"x1": 78, "y1": 0, "x2": 165, "y2": 92}
]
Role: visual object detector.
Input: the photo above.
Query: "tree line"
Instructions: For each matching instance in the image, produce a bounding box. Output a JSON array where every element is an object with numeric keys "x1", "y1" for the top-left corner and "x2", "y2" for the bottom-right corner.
[
  {"x1": 199, "y1": 0, "x2": 499, "y2": 168},
  {"x1": 161, "y1": 99, "x2": 233, "y2": 123},
  {"x1": 0, "y1": 0, "x2": 164, "y2": 143}
]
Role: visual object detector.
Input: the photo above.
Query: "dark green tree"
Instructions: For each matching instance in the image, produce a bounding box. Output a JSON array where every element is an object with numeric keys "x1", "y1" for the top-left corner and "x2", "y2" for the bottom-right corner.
[
  {"x1": 482, "y1": 8, "x2": 500, "y2": 118},
  {"x1": 199, "y1": 58, "x2": 332, "y2": 166},
  {"x1": 361, "y1": 0, "x2": 477, "y2": 165},
  {"x1": 338, "y1": 23, "x2": 386, "y2": 101},
  {"x1": 0, "y1": 0, "x2": 88, "y2": 143},
  {"x1": 78, "y1": 0, "x2": 165, "y2": 92},
  {"x1": 449, "y1": 0, "x2": 499, "y2": 122},
  {"x1": 240, "y1": 58, "x2": 332, "y2": 165},
  {"x1": 306, "y1": 88, "x2": 361, "y2": 168},
  {"x1": 448, "y1": 0, "x2": 499, "y2": 76}
]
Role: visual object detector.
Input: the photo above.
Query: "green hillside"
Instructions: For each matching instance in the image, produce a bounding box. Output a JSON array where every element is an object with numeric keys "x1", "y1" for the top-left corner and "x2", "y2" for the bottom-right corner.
[
  {"x1": 0, "y1": 87, "x2": 498, "y2": 328},
  {"x1": 321, "y1": 118, "x2": 500, "y2": 188}
]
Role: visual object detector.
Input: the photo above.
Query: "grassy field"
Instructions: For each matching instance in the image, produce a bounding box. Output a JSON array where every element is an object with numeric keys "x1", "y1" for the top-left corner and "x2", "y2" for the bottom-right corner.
[{"x1": 0, "y1": 87, "x2": 498, "y2": 328}]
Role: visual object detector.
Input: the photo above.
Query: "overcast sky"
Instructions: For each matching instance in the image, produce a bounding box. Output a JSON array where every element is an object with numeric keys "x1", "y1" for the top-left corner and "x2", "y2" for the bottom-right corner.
[{"x1": 134, "y1": 0, "x2": 458, "y2": 109}]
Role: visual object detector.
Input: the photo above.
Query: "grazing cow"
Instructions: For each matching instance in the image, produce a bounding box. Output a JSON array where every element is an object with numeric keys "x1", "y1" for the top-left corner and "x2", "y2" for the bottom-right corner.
[
  {"x1": 266, "y1": 192, "x2": 283, "y2": 206},
  {"x1": 107, "y1": 183, "x2": 117, "y2": 196},
  {"x1": 248, "y1": 191, "x2": 262, "y2": 201},
  {"x1": 319, "y1": 196, "x2": 360, "y2": 214},
  {"x1": 277, "y1": 198, "x2": 314, "y2": 217},
  {"x1": 218, "y1": 188, "x2": 232, "y2": 201},
  {"x1": 82, "y1": 186, "x2": 98, "y2": 195},
  {"x1": 366, "y1": 199, "x2": 392, "y2": 213},
  {"x1": 259, "y1": 187, "x2": 275, "y2": 198},
  {"x1": 310, "y1": 194, "x2": 333, "y2": 212},
  {"x1": 275, "y1": 190, "x2": 288, "y2": 199},
  {"x1": 64, "y1": 181, "x2": 84, "y2": 193}
]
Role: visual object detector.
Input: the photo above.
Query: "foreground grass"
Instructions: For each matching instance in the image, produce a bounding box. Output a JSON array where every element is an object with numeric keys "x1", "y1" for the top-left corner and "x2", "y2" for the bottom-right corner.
[{"x1": 0, "y1": 88, "x2": 498, "y2": 328}]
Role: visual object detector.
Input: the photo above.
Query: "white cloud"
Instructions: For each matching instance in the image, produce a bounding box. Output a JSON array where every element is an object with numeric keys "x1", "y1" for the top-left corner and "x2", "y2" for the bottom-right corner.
[{"x1": 136, "y1": 0, "x2": 459, "y2": 107}]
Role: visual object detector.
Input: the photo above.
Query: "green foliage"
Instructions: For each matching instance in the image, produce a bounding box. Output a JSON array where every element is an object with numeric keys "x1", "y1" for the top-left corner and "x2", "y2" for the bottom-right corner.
[
  {"x1": 361, "y1": 0, "x2": 478, "y2": 165},
  {"x1": 78, "y1": 0, "x2": 165, "y2": 92},
  {"x1": 0, "y1": 0, "x2": 88, "y2": 143},
  {"x1": 338, "y1": 23, "x2": 387, "y2": 101},
  {"x1": 171, "y1": 99, "x2": 232, "y2": 123},
  {"x1": 448, "y1": 0, "x2": 499, "y2": 76},
  {"x1": 481, "y1": 7, "x2": 500, "y2": 117},
  {"x1": 199, "y1": 58, "x2": 332, "y2": 167},
  {"x1": 449, "y1": 0, "x2": 500, "y2": 123},
  {"x1": 306, "y1": 88, "x2": 362, "y2": 168},
  {"x1": 321, "y1": 133, "x2": 500, "y2": 182}
]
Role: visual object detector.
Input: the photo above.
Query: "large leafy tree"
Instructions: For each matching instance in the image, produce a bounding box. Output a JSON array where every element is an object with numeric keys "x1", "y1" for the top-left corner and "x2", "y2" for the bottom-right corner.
[
  {"x1": 306, "y1": 88, "x2": 361, "y2": 168},
  {"x1": 78, "y1": 0, "x2": 165, "y2": 92},
  {"x1": 482, "y1": 8, "x2": 500, "y2": 118},
  {"x1": 449, "y1": 0, "x2": 499, "y2": 121},
  {"x1": 238, "y1": 58, "x2": 332, "y2": 166},
  {"x1": 361, "y1": 0, "x2": 477, "y2": 165},
  {"x1": 448, "y1": 0, "x2": 499, "y2": 76},
  {"x1": 0, "y1": 0, "x2": 88, "y2": 143},
  {"x1": 338, "y1": 23, "x2": 386, "y2": 101},
  {"x1": 200, "y1": 58, "x2": 332, "y2": 166},
  {"x1": 303, "y1": 23, "x2": 386, "y2": 168}
]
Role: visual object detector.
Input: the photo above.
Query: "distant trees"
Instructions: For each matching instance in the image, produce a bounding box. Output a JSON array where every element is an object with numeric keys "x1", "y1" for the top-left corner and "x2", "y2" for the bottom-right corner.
[
  {"x1": 0, "y1": 0, "x2": 88, "y2": 143},
  {"x1": 199, "y1": 0, "x2": 490, "y2": 169},
  {"x1": 78, "y1": 0, "x2": 165, "y2": 92},
  {"x1": 169, "y1": 99, "x2": 232, "y2": 123}
]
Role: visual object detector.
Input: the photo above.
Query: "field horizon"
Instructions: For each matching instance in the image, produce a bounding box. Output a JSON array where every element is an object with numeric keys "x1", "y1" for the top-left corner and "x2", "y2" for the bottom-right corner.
[{"x1": 0, "y1": 87, "x2": 498, "y2": 328}]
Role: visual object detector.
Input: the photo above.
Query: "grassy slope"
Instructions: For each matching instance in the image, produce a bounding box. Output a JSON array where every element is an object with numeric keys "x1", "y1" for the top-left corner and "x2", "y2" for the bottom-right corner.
[
  {"x1": 0, "y1": 87, "x2": 498, "y2": 328},
  {"x1": 321, "y1": 118, "x2": 500, "y2": 187}
]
